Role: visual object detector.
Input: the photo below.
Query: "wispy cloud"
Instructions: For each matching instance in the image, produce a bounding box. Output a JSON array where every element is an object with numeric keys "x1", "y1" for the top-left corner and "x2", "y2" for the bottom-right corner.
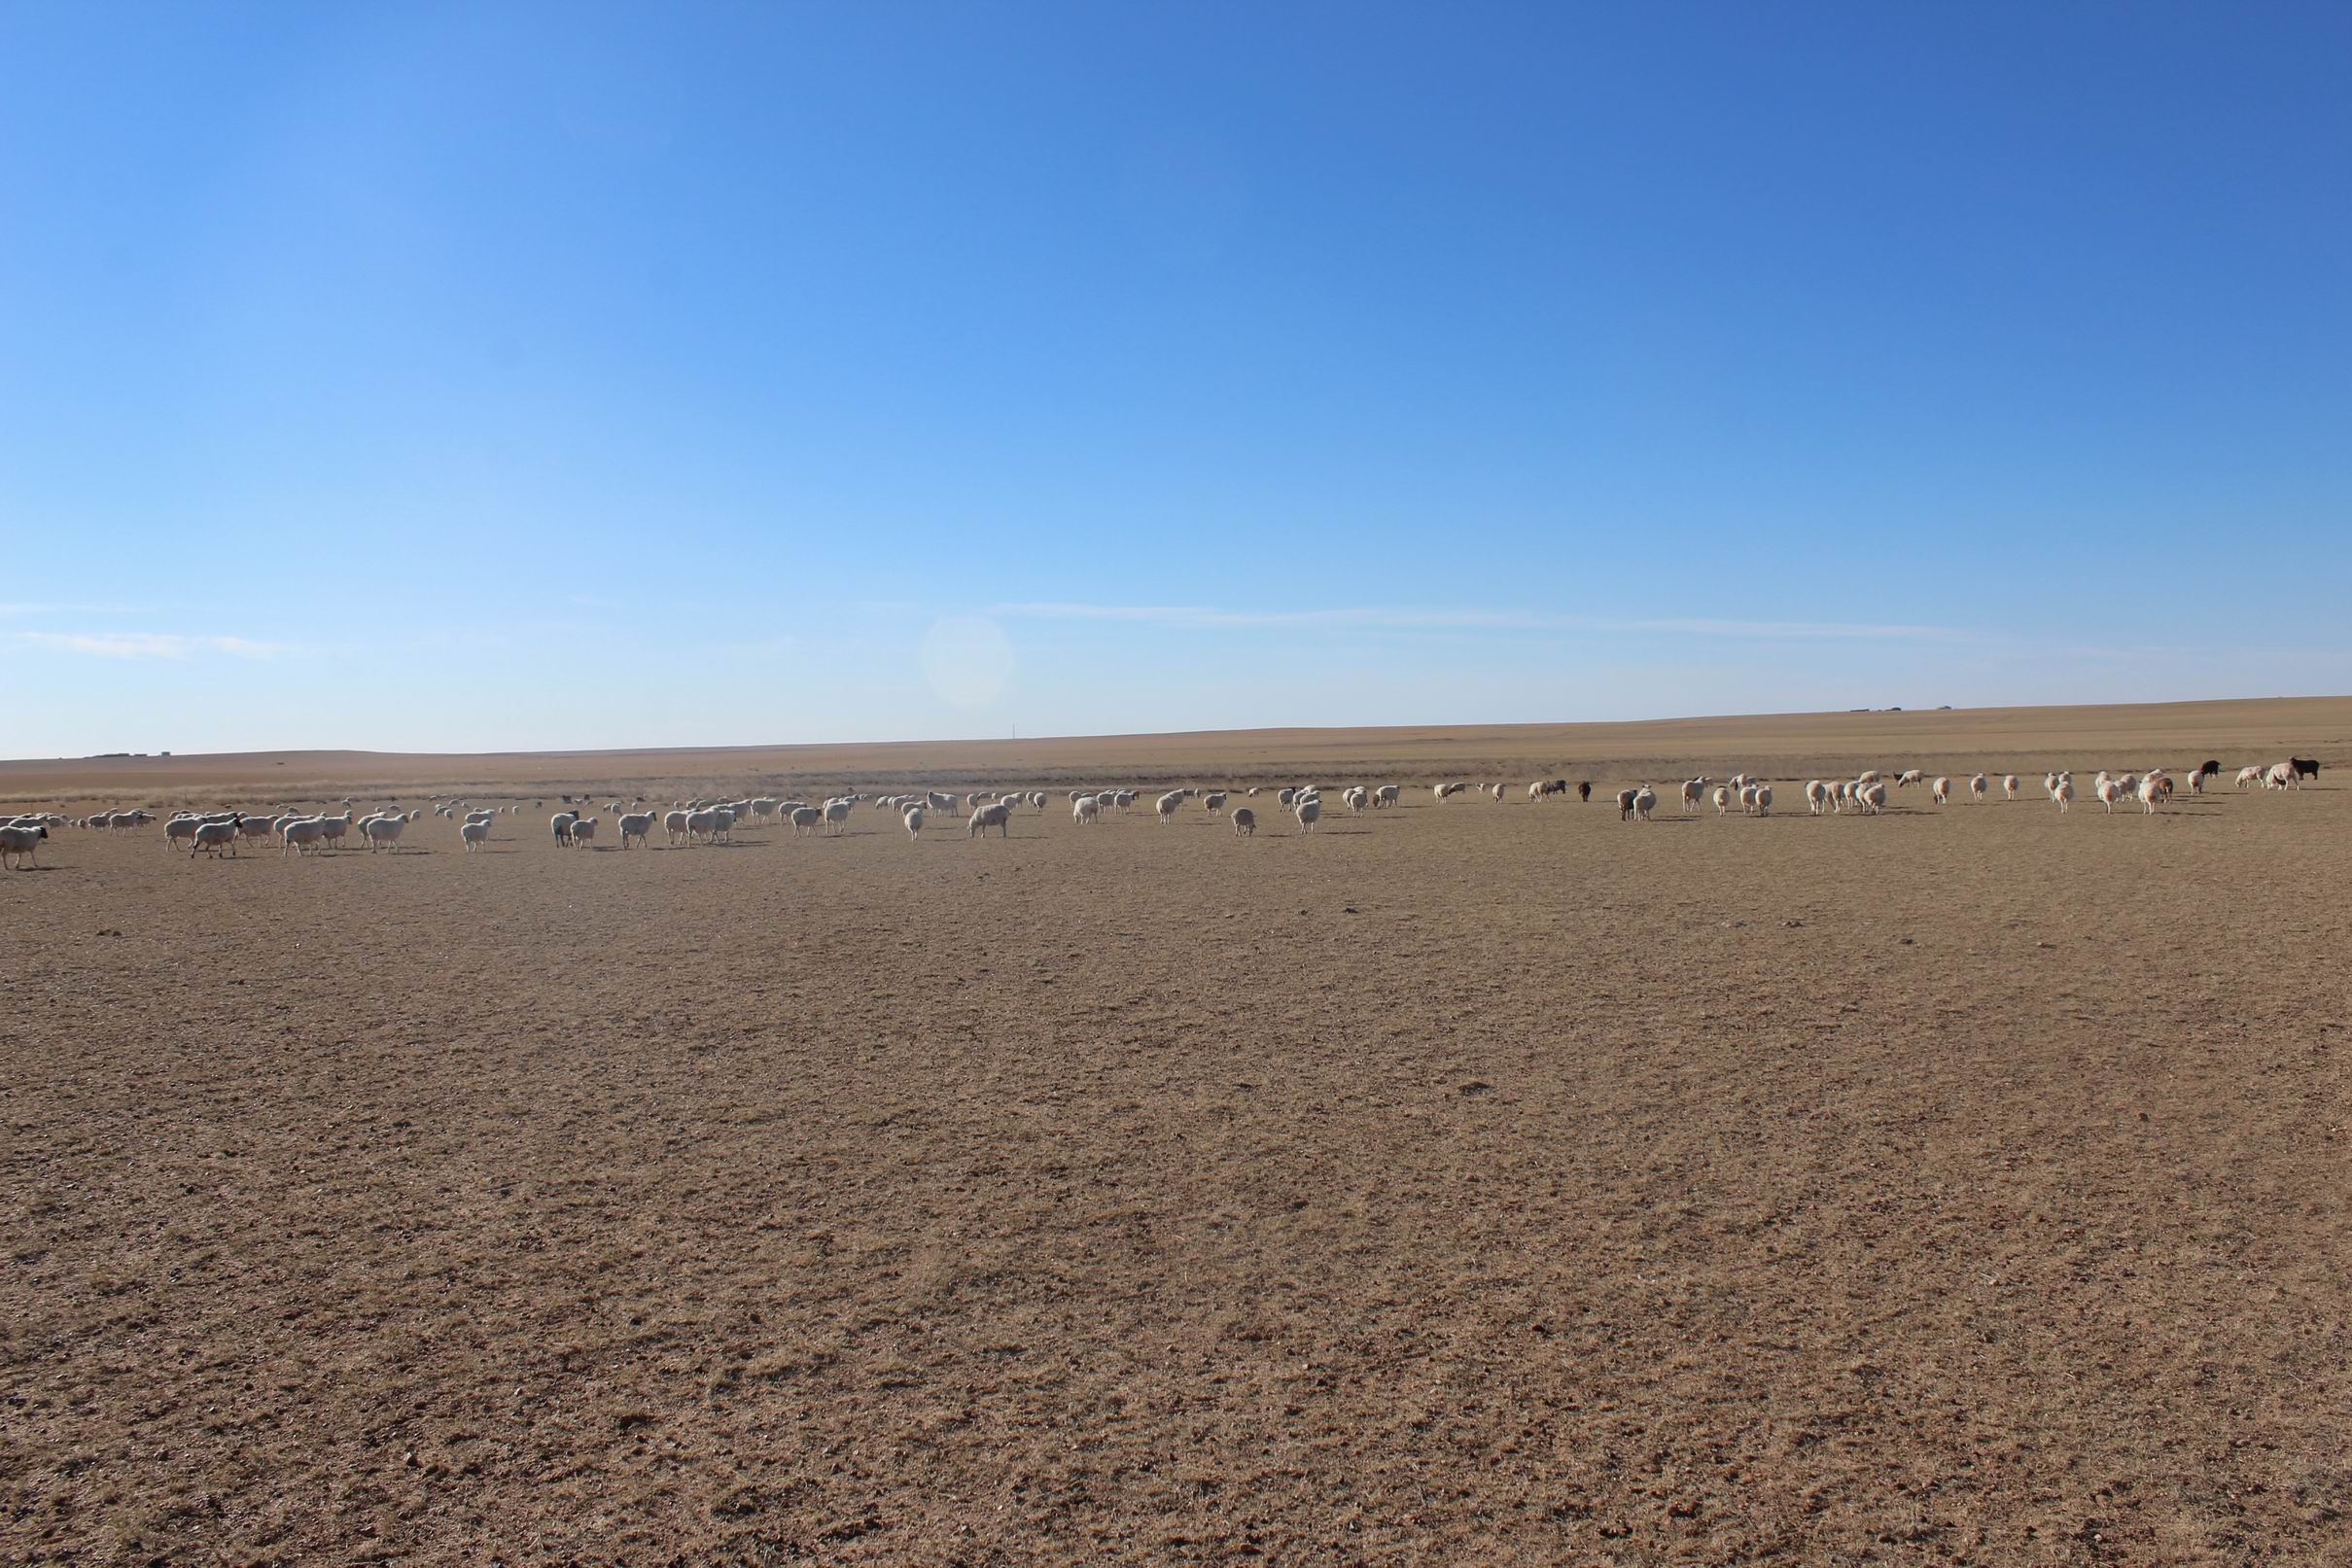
[
  {"x1": 0, "y1": 601, "x2": 141, "y2": 617},
  {"x1": 992, "y1": 602, "x2": 1960, "y2": 641},
  {"x1": 17, "y1": 631, "x2": 294, "y2": 660}
]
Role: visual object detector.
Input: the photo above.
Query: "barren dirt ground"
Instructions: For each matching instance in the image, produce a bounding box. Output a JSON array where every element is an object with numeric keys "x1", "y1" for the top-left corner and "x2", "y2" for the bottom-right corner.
[{"x1": 6, "y1": 703, "x2": 2350, "y2": 1565}]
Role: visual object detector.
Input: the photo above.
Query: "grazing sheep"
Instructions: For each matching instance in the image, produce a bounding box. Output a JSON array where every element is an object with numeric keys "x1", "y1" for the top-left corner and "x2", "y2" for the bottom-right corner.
[
  {"x1": 1896, "y1": 769, "x2": 1923, "y2": 787},
  {"x1": 1345, "y1": 785, "x2": 1369, "y2": 815},
  {"x1": 968, "y1": 802, "x2": 1011, "y2": 838},
  {"x1": 0, "y1": 823, "x2": 50, "y2": 868},
  {"x1": 1231, "y1": 806, "x2": 1257, "y2": 836},
  {"x1": 1072, "y1": 795, "x2": 1102, "y2": 825},
  {"x1": 1376, "y1": 784, "x2": 1401, "y2": 808}
]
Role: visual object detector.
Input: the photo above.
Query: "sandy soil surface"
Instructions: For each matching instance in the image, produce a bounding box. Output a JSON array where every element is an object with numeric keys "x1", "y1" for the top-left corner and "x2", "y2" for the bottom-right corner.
[{"x1": 6, "y1": 701, "x2": 2350, "y2": 1564}]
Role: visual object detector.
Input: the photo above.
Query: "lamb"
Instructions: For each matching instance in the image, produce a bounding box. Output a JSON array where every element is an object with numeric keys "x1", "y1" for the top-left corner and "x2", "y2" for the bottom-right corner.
[
  {"x1": 968, "y1": 802, "x2": 1011, "y2": 838},
  {"x1": 458, "y1": 819, "x2": 490, "y2": 853},
  {"x1": 0, "y1": 823, "x2": 49, "y2": 868},
  {"x1": 1231, "y1": 806, "x2": 1257, "y2": 836}
]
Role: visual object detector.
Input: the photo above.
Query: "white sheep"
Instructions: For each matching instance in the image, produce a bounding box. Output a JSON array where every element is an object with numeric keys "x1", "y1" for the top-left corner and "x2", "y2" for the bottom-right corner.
[
  {"x1": 458, "y1": 819, "x2": 490, "y2": 853},
  {"x1": 823, "y1": 799, "x2": 851, "y2": 833},
  {"x1": 1231, "y1": 806, "x2": 1256, "y2": 836},
  {"x1": 2235, "y1": 765, "x2": 2263, "y2": 789},
  {"x1": 364, "y1": 815, "x2": 406, "y2": 852},
  {"x1": 570, "y1": 817, "x2": 599, "y2": 846},
  {"x1": 1805, "y1": 780, "x2": 1830, "y2": 815},
  {"x1": 2054, "y1": 778, "x2": 2073, "y2": 813},
  {"x1": 788, "y1": 806, "x2": 822, "y2": 836},
  {"x1": 191, "y1": 816, "x2": 244, "y2": 856},
  {"x1": 1711, "y1": 784, "x2": 1731, "y2": 816},
  {"x1": 1156, "y1": 790, "x2": 1183, "y2": 824},
  {"x1": 1969, "y1": 773, "x2": 1988, "y2": 803},
  {"x1": 1931, "y1": 777, "x2": 1950, "y2": 805},
  {"x1": 1376, "y1": 784, "x2": 1400, "y2": 808},
  {"x1": 903, "y1": 806, "x2": 926, "y2": 838},
  {"x1": 0, "y1": 823, "x2": 50, "y2": 868},
  {"x1": 1202, "y1": 791, "x2": 1227, "y2": 816},
  {"x1": 1073, "y1": 795, "x2": 1102, "y2": 826},
  {"x1": 1754, "y1": 784, "x2": 1773, "y2": 817},
  {"x1": 1294, "y1": 796, "x2": 1321, "y2": 831},
  {"x1": 1632, "y1": 785, "x2": 1656, "y2": 822},
  {"x1": 618, "y1": 811, "x2": 656, "y2": 848},
  {"x1": 2003, "y1": 774, "x2": 2019, "y2": 800},
  {"x1": 968, "y1": 801, "x2": 1011, "y2": 838}
]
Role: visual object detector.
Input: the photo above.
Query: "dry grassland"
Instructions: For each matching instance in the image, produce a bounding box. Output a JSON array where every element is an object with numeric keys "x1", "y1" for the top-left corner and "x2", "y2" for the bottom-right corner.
[{"x1": 5, "y1": 698, "x2": 2349, "y2": 1564}]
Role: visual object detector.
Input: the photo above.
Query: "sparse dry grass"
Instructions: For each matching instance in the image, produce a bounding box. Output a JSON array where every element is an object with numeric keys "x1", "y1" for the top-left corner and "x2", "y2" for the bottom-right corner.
[{"x1": 6, "y1": 701, "x2": 2350, "y2": 1563}]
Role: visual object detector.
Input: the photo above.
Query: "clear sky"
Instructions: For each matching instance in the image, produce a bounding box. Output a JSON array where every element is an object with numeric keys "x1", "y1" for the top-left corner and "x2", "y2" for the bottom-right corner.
[{"x1": 4, "y1": 3, "x2": 2347, "y2": 756}]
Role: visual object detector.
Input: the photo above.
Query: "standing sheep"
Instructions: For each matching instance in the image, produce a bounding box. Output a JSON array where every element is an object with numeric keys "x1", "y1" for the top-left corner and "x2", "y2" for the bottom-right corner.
[{"x1": 1231, "y1": 806, "x2": 1256, "y2": 836}]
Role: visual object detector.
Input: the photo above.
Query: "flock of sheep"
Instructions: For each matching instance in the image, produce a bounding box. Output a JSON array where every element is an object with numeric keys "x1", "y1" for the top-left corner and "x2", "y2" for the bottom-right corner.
[{"x1": 0, "y1": 753, "x2": 2321, "y2": 869}]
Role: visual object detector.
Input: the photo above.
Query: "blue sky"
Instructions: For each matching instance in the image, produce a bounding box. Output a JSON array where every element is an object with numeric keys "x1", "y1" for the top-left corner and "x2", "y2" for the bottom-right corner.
[{"x1": 3, "y1": 2, "x2": 2347, "y2": 755}]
